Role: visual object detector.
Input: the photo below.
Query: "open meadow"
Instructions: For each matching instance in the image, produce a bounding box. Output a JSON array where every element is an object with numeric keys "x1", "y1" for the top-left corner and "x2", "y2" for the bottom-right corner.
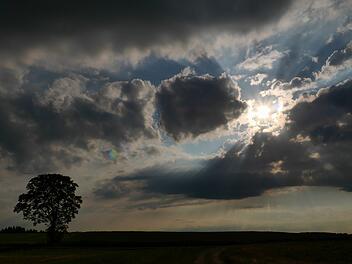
[{"x1": 1, "y1": 232, "x2": 352, "y2": 264}]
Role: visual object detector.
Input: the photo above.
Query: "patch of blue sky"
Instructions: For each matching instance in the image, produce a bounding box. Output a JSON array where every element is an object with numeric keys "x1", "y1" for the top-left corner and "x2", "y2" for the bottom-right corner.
[
  {"x1": 318, "y1": 67, "x2": 352, "y2": 87},
  {"x1": 179, "y1": 134, "x2": 237, "y2": 157},
  {"x1": 216, "y1": 15, "x2": 347, "y2": 82},
  {"x1": 160, "y1": 132, "x2": 176, "y2": 147}
]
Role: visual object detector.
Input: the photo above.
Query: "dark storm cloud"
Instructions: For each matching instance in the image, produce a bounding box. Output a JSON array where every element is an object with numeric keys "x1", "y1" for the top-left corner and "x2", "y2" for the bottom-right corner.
[
  {"x1": 0, "y1": 0, "x2": 292, "y2": 60},
  {"x1": 96, "y1": 80, "x2": 352, "y2": 200},
  {"x1": 0, "y1": 68, "x2": 22, "y2": 92},
  {"x1": 95, "y1": 133, "x2": 316, "y2": 200},
  {"x1": 289, "y1": 80, "x2": 352, "y2": 140},
  {"x1": 156, "y1": 74, "x2": 247, "y2": 140},
  {"x1": 0, "y1": 77, "x2": 155, "y2": 172}
]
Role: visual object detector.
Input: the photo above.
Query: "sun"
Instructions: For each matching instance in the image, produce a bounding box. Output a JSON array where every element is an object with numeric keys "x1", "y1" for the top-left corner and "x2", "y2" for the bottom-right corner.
[
  {"x1": 247, "y1": 103, "x2": 272, "y2": 123},
  {"x1": 240, "y1": 98, "x2": 288, "y2": 136},
  {"x1": 245, "y1": 101, "x2": 280, "y2": 130},
  {"x1": 256, "y1": 105, "x2": 271, "y2": 120},
  {"x1": 242, "y1": 100, "x2": 286, "y2": 135}
]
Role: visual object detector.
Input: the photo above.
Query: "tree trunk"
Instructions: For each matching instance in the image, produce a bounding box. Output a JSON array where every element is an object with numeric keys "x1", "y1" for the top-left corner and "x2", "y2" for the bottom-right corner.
[{"x1": 47, "y1": 211, "x2": 63, "y2": 244}]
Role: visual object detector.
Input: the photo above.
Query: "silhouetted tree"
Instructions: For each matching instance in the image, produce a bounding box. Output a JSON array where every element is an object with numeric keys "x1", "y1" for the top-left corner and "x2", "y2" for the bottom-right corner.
[
  {"x1": 14, "y1": 174, "x2": 82, "y2": 243},
  {"x1": 0, "y1": 226, "x2": 37, "y2": 233},
  {"x1": 0, "y1": 226, "x2": 25, "y2": 233}
]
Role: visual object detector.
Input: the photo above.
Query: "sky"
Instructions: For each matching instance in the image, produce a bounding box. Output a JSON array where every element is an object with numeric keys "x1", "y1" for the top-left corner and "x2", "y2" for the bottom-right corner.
[{"x1": 1, "y1": 0, "x2": 352, "y2": 232}]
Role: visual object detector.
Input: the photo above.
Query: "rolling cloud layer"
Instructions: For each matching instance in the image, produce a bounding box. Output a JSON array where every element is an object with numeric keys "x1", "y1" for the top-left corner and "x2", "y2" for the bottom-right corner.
[
  {"x1": 0, "y1": 77, "x2": 155, "y2": 172},
  {"x1": 0, "y1": 70, "x2": 248, "y2": 172},
  {"x1": 0, "y1": 0, "x2": 292, "y2": 62},
  {"x1": 96, "y1": 80, "x2": 352, "y2": 200}
]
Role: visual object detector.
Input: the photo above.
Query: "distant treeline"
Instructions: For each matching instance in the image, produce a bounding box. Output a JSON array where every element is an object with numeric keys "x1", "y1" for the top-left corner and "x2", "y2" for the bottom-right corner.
[{"x1": 0, "y1": 226, "x2": 38, "y2": 233}]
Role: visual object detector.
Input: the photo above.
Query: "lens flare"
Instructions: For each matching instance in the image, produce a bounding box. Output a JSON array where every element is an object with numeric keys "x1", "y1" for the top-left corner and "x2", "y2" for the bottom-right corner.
[{"x1": 101, "y1": 148, "x2": 118, "y2": 161}]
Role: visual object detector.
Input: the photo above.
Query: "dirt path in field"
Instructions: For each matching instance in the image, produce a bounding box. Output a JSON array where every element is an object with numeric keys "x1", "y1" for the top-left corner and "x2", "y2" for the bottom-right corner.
[{"x1": 194, "y1": 247, "x2": 226, "y2": 264}]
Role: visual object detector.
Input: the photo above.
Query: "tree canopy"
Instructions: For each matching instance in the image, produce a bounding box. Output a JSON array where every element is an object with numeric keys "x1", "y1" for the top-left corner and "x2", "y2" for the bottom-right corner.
[{"x1": 14, "y1": 174, "x2": 82, "y2": 242}]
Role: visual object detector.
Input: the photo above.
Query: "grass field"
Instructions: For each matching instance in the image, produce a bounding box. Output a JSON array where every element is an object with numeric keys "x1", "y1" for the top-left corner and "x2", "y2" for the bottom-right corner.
[{"x1": 1, "y1": 232, "x2": 352, "y2": 263}]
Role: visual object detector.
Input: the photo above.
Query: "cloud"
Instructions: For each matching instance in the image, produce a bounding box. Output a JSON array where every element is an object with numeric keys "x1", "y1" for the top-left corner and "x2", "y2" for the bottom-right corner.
[
  {"x1": 156, "y1": 73, "x2": 247, "y2": 140},
  {"x1": 0, "y1": 0, "x2": 292, "y2": 65},
  {"x1": 288, "y1": 79, "x2": 352, "y2": 142},
  {"x1": 238, "y1": 46, "x2": 288, "y2": 71},
  {"x1": 95, "y1": 133, "x2": 312, "y2": 200},
  {"x1": 113, "y1": 53, "x2": 224, "y2": 85},
  {"x1": 0, "y1": 74, "x2": 156, "y2": 172},
  {"x1": 0, "y1": 68, "x2": 249, "y2": 173},
  {"x1": 249, "y1": 73, "x2": 268, "y2": 86},
  {"x1": 315, "y1": 41, "x2": 352, "y2": 81},
  {"x1": 96, "y1": 80, "x2": 352, "y2": 200},
  {"x1": 327, "y1": 41, "x2": 352, "y2": 66},
  {"x1": 0, "y1": 67, "x2": 25, "y2": 93}
]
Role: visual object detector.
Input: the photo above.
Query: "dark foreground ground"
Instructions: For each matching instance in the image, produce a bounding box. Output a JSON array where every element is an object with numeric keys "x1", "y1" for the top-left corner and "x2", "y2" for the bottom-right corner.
[{"x1": 1, "y1": 232, "x2": 352, "y2": 263}]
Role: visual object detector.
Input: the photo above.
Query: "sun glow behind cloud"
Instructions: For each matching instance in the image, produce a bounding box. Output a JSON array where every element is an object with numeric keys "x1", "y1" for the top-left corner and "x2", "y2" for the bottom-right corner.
[
  {"x1": 256, "y1": 105, "x2": 271, "y2": 120},
  {"x1": 243, "y1": 99, "x2": 286, "y2": 136}
]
